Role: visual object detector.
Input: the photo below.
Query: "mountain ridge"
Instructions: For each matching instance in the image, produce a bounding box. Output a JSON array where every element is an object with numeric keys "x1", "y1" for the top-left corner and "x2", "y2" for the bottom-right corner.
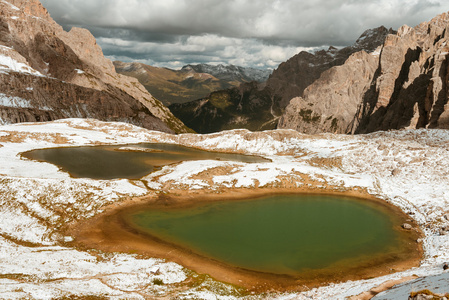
[
  {"x1": 0, "y1": 0, "x2": 191, "y2": 133},
  {"x1": 169, "y1": 26, "x2": 394, "y2": 133},
  {"x1": 181, "y1": 63, "x2": 270, "y2": 83},
  {"x1": 278, "y1": 11, "x2": 449, "y2": 134},
  {"x1": 114, "y1": 61, "x2": 270, "y2": 106}
]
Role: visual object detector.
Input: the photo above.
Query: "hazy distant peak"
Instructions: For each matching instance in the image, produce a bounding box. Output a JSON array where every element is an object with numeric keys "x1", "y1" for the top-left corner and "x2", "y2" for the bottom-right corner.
[{"x1": 181, "y1": 63, "x2": 271, "y2": 83}]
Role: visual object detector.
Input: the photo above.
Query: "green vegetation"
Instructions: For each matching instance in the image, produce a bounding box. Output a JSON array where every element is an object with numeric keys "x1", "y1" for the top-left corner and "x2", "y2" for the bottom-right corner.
[
  {"x1": 183, "y1": 270, "x2": 249, "y2": 298},
  {"x1": 209, "y1": 91, "x2": 233, "y2": 109}
]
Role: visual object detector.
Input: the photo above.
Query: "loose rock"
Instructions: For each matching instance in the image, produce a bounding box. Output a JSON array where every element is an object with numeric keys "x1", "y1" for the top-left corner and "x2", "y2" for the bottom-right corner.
[{"x1": 402, "y1": 223, "x2": 412, "y2": 230}]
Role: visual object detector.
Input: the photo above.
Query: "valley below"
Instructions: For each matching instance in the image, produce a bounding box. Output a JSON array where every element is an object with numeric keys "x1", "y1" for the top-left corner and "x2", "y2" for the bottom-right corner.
[{"x1": 1, "y1": 118, "x2": 449, "y2": 299}]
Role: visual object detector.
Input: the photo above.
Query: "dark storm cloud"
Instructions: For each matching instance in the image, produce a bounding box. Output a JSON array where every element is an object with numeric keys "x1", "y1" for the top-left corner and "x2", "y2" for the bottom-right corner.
[{"x1": 40, "y1": 0, "x2": 449, "y2": 69}]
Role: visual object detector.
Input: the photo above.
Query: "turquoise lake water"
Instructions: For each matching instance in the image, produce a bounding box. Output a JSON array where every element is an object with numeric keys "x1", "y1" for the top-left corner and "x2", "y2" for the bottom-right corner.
[{"x1": 126, "y1": 194, "x2": 401, "y2": 275}]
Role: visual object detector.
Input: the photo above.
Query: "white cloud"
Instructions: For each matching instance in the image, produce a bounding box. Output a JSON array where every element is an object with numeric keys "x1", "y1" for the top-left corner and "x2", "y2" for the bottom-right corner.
[
  {"x1": 99, "y1": 35, "x2": 317, "y2": 69},
  {"x1": 40, "y1": 0, "x2": 449, "y2": 68}
]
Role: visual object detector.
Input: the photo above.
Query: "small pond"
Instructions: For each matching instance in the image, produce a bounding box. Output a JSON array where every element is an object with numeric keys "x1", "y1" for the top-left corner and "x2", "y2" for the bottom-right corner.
[
  {"x1": 123, "y1": 194, "x2": 415, "y2": 276},
  {"x1": 22, "y1": 143, "x2": 268, "y2": 179}
]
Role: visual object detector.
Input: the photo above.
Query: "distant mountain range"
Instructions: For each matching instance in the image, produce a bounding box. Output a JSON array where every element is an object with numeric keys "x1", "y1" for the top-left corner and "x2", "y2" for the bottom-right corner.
[
  {"x1": 169, "y1": 26, "x2": 395, "y2": 133},
  {"x1": 114, "y1": 62, "x2": 271, "y2": 106}
]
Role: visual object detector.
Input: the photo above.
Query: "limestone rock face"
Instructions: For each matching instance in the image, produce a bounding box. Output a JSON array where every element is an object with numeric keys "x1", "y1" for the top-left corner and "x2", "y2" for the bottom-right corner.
[
  {"x1": 0, "y1": 0, "x2": 190, "y2": 133},
  {"x1": 278, "y1": 51, "x2": 379, "y2": 134},
  {"x1": 169, "y1": 27, "x2": 393, "y2": 133},
  {"x1": 268, "y1": 26, "x2": 395, "y2": 110},
  {"x1": 279, "y1": 12, "x2": 449, "y2": 134}
]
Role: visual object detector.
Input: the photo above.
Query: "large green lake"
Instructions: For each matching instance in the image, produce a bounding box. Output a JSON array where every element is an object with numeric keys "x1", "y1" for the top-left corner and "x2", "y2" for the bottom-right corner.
[
  {"x1": 22, "y1": 143, "x2": 268, "y2": 179},
  {"x1": 125, "y1": 194, "x2": 405, "y2": 275}
]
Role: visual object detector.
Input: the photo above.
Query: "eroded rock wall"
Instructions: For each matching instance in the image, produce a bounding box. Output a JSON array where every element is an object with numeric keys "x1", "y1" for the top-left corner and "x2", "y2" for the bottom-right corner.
[
  {"x1": 279, "y1": 12, "x2": 449, "y2": 134},
  {"x1": 0, "y1": 0, "x2": 190, "y2": 133}
]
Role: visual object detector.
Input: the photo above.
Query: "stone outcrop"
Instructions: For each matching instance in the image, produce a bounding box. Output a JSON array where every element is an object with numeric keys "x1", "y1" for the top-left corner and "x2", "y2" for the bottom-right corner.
[
  {"x1": 0, "y1": 0, "x2": 190, "y2": 133},
  {"x1": 267, "y1": 26, "x2": 395, "y2": 110},
  {"x1": 169, "y1": 27, "x2": 393, "y2": 133},
  {"x1": 278, "y1": 51, "x2": 379, "y2": 134},
  {"x1": 279, "y1": 12, "x2": 449, "y2": 134}
]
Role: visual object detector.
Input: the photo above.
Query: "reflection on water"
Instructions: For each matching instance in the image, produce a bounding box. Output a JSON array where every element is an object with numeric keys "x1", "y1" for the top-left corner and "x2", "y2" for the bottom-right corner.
[
  {"x1": 125, "y1": 194, "x2": 406, "y2": 275},
  {"x1": 22, "y1": 143, "x2": 269, "y2": 179}
]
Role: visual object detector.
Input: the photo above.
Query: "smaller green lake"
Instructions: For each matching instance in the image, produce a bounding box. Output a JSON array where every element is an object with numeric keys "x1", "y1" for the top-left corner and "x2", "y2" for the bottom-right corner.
[
  {"x1": 125, "y1": 194, "x2": 405, "y2": 275},
  {"x1": 22, "y1": 143, "x2": 268, "y2": 180}
]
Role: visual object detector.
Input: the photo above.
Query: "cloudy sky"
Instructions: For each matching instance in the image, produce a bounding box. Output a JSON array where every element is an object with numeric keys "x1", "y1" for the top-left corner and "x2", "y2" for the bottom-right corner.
[{"x1": 40, "y1": 0, "x2": 449, "y2": 70}]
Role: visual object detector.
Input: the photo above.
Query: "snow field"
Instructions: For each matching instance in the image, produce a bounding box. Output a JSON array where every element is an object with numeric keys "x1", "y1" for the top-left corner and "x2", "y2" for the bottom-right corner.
[{"x1": 0, "y1": 119, "x2": 448, "y2": 299}]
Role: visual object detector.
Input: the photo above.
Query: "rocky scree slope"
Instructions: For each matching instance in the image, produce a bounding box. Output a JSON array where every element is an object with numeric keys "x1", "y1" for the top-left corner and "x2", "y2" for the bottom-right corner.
[
  {"x1": 114, "y1": 61, "x2": 270, "y2": 106},
  {"x1": 0, "y1": 0, "x2": 190, "y2": 133},
  {"x1": 169, "y1": 26, "x2": 393, "y2": 133},
  {"x1": 279, "y1": 12, "x2": 449, "y2": 134}
]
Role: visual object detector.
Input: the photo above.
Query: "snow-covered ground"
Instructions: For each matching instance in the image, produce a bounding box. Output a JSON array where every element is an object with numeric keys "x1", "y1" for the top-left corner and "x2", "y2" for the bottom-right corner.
[{"x1": 0, "y1": 118, "x2": 448, "y2": 299}]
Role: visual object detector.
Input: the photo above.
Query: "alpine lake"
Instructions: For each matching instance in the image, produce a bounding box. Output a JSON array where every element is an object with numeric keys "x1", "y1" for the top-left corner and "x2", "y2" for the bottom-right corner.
[{"x1": 23, "y1": 143, "x2": 422, "y2": 290}]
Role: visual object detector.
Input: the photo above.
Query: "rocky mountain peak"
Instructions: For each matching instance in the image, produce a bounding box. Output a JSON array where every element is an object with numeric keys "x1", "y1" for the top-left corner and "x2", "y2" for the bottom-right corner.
[
  {"x1": 266, "y1": 25, "x2": 394, "y2": 110},
  {"x1": 170, "y1": 25, "x2": 394, "y2": 133},
  {"x1": 0, "y1": 0, "x2": 190, "y2": 133},
  {"x1": 8, "y1": 0, "x2": 50, "y2": 19},
  {"x1": 278, "y1": 11, "x2": 449, "y2": 134},
  {"x1": 353, "y1": 26, "x2": 396, "y2": 52}
]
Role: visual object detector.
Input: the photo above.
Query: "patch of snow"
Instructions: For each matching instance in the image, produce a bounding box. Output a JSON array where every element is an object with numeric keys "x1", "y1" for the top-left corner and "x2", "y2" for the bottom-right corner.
[
  {"x1": 74, "y1": 68, "x2": 85, "y2": 74},
  {"x1": 0, "y1": 93, "x2": 50, "y2": 110},
  {"x1": 0, "y1": 45, "x2": 13, "y2": 51},
  {"x1": 0, "y1": 119, "x2": 449, "y2": 299},
  {"x1": 0, "y1": 54, "x2": 44, "y2": 77},
  {"x1": 371, "y1": 47, "x2": 382, "y2": 56}
]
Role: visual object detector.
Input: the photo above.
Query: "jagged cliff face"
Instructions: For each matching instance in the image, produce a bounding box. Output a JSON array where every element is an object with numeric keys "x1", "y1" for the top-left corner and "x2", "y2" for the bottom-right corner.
[
  {"x1": 0, "y1": 0, "x2": 190, "y2": 133},
  {"x1": 114, "y1": 62, "x2": 270, "y2": 106},
  {"x1": 169, "y1": 27, "x2": 393, "y2": 134},
  {"x1": 279, "y1": 12, "x2": 449, "y2": 134},
  {"x1": 267, "y1": 26, "x2": 395, "y2": 110}
]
